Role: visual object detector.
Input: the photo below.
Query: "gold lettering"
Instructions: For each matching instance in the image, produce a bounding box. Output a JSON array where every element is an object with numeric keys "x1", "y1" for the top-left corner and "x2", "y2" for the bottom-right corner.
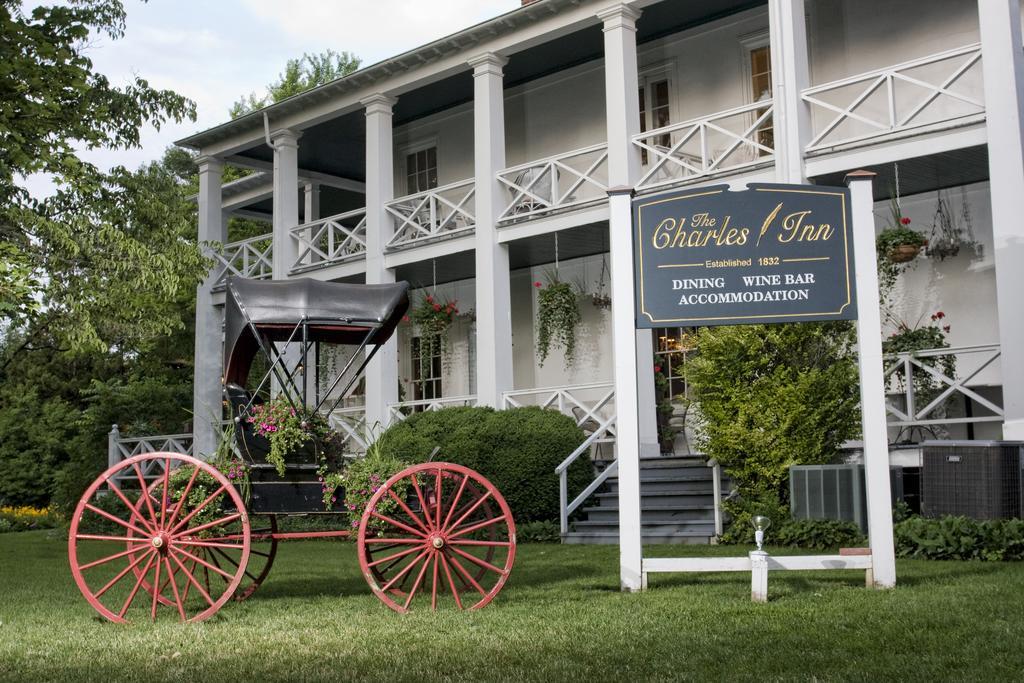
[
  {"x1": 778, "y1": 210, "x2": 813, "y2": 243},
  {"x1": 737, "y1": 228, "x2": 750, "y2": 245},
  {"x1": 653, "y1": 218, "x2": 675, "y2": 249}
]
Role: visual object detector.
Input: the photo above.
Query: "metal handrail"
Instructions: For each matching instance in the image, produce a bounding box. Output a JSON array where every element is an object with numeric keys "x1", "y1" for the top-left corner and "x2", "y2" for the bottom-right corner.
[{"x1": 554, "y1": 414, "x2": 617, "y2": 536}]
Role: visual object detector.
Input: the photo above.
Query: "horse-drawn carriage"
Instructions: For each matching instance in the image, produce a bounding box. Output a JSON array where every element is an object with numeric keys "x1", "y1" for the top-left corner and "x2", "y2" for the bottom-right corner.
[{"x1": 68, "y1": 277, "x2": 516, "y2": 622}]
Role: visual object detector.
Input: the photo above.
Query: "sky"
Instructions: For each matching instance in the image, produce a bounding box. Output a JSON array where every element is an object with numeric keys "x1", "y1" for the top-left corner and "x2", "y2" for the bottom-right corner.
[{"x1": 27, "y1": 0, "x2": 519, "y2": 196}]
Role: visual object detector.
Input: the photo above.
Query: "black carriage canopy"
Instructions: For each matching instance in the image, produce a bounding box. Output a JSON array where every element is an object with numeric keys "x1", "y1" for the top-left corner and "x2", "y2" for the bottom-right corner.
[{"x1": 223, "y1": 276, "x2": 410, "y2": 387}]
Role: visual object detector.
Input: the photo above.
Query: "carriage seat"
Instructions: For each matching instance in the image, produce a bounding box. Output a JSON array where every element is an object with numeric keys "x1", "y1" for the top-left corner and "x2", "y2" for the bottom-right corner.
[{"x1": 224, "y1": 383, "x2": 271, "y2": 463}]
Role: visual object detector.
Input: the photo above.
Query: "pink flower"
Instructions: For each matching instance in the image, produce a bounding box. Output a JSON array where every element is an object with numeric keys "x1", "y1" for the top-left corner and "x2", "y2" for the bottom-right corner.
[
  {"x1": 331, "y1": 496, "x2": 337, "y2": 503},
  {"x1": 534, "y1": 281, "x2": 542, "y2": 288},
  {"x1": 402, "y1": 315, "x2": 410, "y2": 323},
  {"x1": 900, "y1": 217, "x2": 911, "y2": 225},
  {"x1": 433, "y1": 303, "x2": 441, "y2": 312},
  {"x1": 653, "y1": 365, "x2": 662, "y2": 373}
]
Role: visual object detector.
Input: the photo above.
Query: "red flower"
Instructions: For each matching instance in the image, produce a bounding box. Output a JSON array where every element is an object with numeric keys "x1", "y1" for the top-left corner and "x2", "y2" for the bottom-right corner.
[
  {"x1": 653, "y1": 365, "x2": 662, "y2": 373},
  {"x1": 534, "y1": 281, "x2": 542, "y2": 288},
  {"x1": 935, "y1": 311, "x2": 945, "y2": 319},
  {"x1": 943, "y1": 325, "x2": 951, "y2": 333},
  {"x1": 454, "y1": 308, "x2": 459, "y2": 314},
  {"x1": 900, "y1": 217, "x2": 911, "y2": 225},
  {"x1": 433, "y1": 303, "x2": 441, "y2": 312},
  {"x1": 401, "y1": 315, "x2": 409, "y2": 323},
  {"x1": 426, "y1": 295, "x2": 433, "y2": 303}
]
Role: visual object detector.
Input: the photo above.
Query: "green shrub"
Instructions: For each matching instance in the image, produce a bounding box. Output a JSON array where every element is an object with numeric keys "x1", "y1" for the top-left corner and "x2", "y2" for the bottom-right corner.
[
  {"x1": 0, "y1": 505, "x2": 61, "y2": 533},
  {"x1": 717, "y1": 493, "x2": 790, "y2": 545},
  {"x1": 377, "y1": 406, "x2": 588, "y2": 523},
  {"x1": 517, "y1": 520, "x2": 561, "y2": 543},
  {"x1": 894, "y1": 516, "x2": 1024, "y2": 561},
  {"x1": 774, "y1": 518, "x2": 865, "y2": 551}
]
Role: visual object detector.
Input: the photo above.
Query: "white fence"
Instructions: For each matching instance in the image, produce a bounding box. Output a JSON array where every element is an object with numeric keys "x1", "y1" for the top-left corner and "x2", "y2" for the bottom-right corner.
[
  {"x1": 632, "y1": 101, "x2": 775, "y2": 192},
  {"x1": 385, "y1": 179, "x2": 476, "y2": 249},
  {"x1": 497, "y1": 143, "x2": 609, "y2": 223},
  {"x1": 107, "y1": 425, "x2": 193, "y2": 480},
  {"x1": 289, "y1": 208, "x2": 366, "y2": 274},
  {"x1": 387, "y1": 395, "x2": 478, "y2": 424},
  {"x1": 802, "y1": 44, "x2": 984, "y2": 152}
]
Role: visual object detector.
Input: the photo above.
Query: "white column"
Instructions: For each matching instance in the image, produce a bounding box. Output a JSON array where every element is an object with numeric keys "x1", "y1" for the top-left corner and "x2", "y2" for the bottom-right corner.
[
  {"x1": 193, "y1": 155, "x2": 226, "y2": 459},
  {"x1": 363, "y1": 94, "x2": 399, "y2": 429},
  {"x1": 599, "y1": 2, "x2": 645, "y2": 592},
  {"x1": 848, "y1": 170, "x2": 896, "y2": 589},
  {"x1": 768, "y1": 0, "x2": 811, "y2": 183},
  {"x1": 978, "y1": 0, "x2": 1024, "y2": 440},
  {"x1": 470, "y1": 53, "x2": 514, "y2": 408},
  {"x1": 303, "y1": 181, "x2": 321, "y2": 224},
  {"x1": 271, "y1": 129, "x2": 301, "y2": 279}
]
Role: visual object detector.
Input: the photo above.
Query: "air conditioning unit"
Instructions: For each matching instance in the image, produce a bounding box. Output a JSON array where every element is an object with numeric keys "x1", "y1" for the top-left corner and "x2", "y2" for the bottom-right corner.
[
  {"x1": 790, "y1": 464, "x2": 904, "y2": 533},
  {"x1": 921, "y1": 441, "x2": 1023, "y2": 520}
]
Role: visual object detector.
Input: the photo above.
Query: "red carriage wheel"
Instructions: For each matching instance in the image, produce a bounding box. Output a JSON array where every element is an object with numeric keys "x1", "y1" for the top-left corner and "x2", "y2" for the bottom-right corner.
[
  {"x1": 68, "y1": 452, "x2": 251, "y2": 623},
  {"x1": 357, "y1": 462, "x2": 516, "y2": 612}
]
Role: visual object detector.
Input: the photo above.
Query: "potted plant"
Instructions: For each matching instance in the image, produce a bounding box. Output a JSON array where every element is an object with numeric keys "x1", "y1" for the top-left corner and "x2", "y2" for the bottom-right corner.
[
  {"x1": 535, "y1": 278, "x2": 582, "y2": 367},
  {"x1": 590, "y1": 257, "x2": 612, "y2": 310},
  {"x1": 882, "y1": 311, "x2": 956, "y2": 421},
  {"x1": 925, "y1": 188, "x2": 981, "y2": 261},
  {"x1": 247, "y1": 397, "x2": 336, "y2": 476}
]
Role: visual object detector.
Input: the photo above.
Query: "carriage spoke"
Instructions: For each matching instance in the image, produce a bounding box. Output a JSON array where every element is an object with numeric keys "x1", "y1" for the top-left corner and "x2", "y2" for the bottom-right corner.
[
  {"x1": 410, "y1": 476, "x2": 432, "y2": 530},
  {"x1": 449, "y1": 546, "x2": 506, "y2": 575},
  {"x1": 448, "y1": 515, "x2": 507, "y2": 540},
  {"x1": 367, "y1": 544, "x2": 423, "y2": 569},
  {"x1": 211, "y1": 547, "x2": 260, "y2": 584},
  {"x1": 370, "y1": 511, "x2": 427, "y2": 538},
  {"x1": 434, "y1": 467, "x2": 443, "y2": 529},
  {"x1": 174, "y1": 539, "x2": 247, "y2": 550},
  {"x1": 132, "y1": 463, "x2": 160, "y2": 529},
  {"x1": 173, "y1": 546, "x2": 236, "y2": 582},
  {"x1": 106, "y1": 482, "x2": 157, "y2": 534},
  {"x1": 94, "y1": 549, "x2": 154, "y2": 598},
  {"x1": 169, "y1": 552, "x2": 215, "y2": 607},
  {"x1": 83, "y1": 503, "x2": 151, "y2": 538},
  {"x1": 165, "y1": 465, "x2": 200, "y2": 531},
  {"x1": 381, "y1": 549, "x2": 430, "y2": 592},
  {"x1": 169, "y1": 484, "x2": 227, "y2": 535},
  {"x1": 162, "y1": 557, "x2": 187, "y2": 621},
  {"x1": 206, "y1": 547, "x2": 232, "y2": 585},
  {"x1": 150, "y1": 554, "x2": 163, "y2": 620},
  {"x1": 441, "y1": 474, "x2": 469, "y2": 531},
  {"x1": 76, "y1": 534, "x2": 150, "y2": 543},
  {"x1": 173, "y1": 512, "x2": 240, "y2": 539},
  {"x1": 403, "y1": 551, "x2": 433, "y2": 610},
  {"x1": 79, "y1": 546, "x2": 147, "y2": 571},
  {"x1": 444, "y1": 490, "x2": 493, "y2": 535},
  {"x1": 449, "y1": 539, "x2": 513, "y2": 547},
  {"x1": 362, "y1": 537, "x2": 424, "y2": 545},
  {"x1": 430, "y1": 552, "x2": 440, "y2": 610},
  {"x1": 387, "y1": 489, "x2": 432, "y2": 533},
  {"x1": 118, "y1": 553, "x2": 157, "y2": 618},
  {"x1": 159, "y1": 458, "x2": 171, "y2": 529},
  {"x1": 446, "y1": 553, "x2": 487, "y2": 596},
  {"x1": 439, "y1": 553, "x2": 463, "y2": 610}
]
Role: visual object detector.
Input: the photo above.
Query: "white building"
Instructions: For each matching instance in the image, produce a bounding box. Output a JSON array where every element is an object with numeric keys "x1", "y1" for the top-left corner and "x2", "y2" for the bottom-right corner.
[{"x1": 174, "y1": 0, "x2": 1024, "y2": 504}]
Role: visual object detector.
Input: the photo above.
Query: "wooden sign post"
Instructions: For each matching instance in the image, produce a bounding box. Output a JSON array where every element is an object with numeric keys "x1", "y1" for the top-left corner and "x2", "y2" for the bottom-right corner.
[{"x1": 618, "y1": 172, "x2": 896, "y2": 590}]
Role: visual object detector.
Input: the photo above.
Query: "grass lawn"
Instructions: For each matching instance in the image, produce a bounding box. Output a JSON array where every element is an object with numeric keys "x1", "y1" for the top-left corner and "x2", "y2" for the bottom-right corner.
[{"x1": 2, "y1": 530, "x2": 1023, "y2": 682}]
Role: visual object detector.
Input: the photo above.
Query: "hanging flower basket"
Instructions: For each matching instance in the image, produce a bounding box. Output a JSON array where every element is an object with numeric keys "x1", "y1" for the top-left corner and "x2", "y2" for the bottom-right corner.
[{"x1": 535, "y1": 279, "x2": 581, "y2": 367}]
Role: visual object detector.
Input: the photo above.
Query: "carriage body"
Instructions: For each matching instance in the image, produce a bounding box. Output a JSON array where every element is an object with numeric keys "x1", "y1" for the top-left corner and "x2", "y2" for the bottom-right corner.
[{"x1": 68, "y1": 277, "x2": 517, "y2": 621}]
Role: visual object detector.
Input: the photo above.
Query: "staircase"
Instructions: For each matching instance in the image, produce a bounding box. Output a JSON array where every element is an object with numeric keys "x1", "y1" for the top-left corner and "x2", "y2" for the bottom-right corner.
[{"x1": 564, "y1": 456, "x2": 720, "y2": 545}]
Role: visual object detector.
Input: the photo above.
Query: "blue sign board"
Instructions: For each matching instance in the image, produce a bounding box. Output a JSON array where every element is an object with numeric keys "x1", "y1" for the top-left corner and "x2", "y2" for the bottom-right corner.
[{"x1": 633, "y1": 183, "x2": 858, "y2": 327}]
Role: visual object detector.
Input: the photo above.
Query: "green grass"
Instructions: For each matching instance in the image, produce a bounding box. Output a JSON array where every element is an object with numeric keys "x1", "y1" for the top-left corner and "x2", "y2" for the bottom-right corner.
[{"x1": 2, "y1": 530, "x2": 1023, "y2": 682}]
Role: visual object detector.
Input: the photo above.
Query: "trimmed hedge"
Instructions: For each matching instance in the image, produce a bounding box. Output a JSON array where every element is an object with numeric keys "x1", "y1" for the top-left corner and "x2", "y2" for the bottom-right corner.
[{"x1": 376, "y1": 406, "x2": 588, "y2": 523}]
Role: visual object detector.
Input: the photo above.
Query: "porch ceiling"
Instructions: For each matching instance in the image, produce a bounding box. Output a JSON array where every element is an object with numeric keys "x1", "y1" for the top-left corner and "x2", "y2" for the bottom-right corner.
[
  {"x1": 811, "y1": 145, "x2": 990, "y2": 200},
  {"x1": 508, "y1": 221, "x2": 609, "y2": 270}
]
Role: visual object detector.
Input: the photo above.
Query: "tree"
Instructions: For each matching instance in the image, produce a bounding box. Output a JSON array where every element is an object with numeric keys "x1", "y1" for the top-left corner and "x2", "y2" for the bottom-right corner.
[
  {"x1": 0, "y1": 0, "x2": 203, "y2": 359},
  {"x1": 230, "y1": 50, "x2": 361, "y2": 117}
]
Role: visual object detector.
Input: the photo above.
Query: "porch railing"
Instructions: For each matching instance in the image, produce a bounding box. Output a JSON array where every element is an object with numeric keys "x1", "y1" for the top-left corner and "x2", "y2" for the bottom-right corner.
[
  {"x1": 632, "y1": 101, "x2": 774, "y2": 192},
  {"x1": 384, "y1": 179, "x2": 475, "y2": 249},
  {"x1": 387, "y1": 395, "x2": 478, "y2": 424},
  {"x1": 328, "y1": 406, "x2": 369, "y2": 454},
  {"x1": 289, "y1": 208, "x2": 366, "y2": 274},
  {"x1": 801, "y1": 43, "x2": 984, "y2": 152},
  {"x1": 503, "y1": 382, "x2": 617, "y2": 537},
  {"x1": 496, "y1": 143, "x2": 609, "y2": 223},
  {"x1": 211, "y1": 233, "x2": 273, "y2": 289},
  {"x1": 883, "y1": 344, "x2": 1003, "y2": 428},
  {"x1": 107, "y1": 425, "x2": 194, "y2": 480}
]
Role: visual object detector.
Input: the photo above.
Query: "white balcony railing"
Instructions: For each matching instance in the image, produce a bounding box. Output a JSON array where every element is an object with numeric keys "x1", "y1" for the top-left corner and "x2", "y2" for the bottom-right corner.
[
  {"x1": 632, "y1": 101, "x2": 775, "y2": 192},
  {"x1": 328, "y1": 406, "x2": 369, "y2": 454},
  {"x1": 211, "y1": 233, "x2": 273, "y2": 289},
  {"x1": 388, "y1": 395, "x2": 478, "y2": 424},
  {"x1": 802, "y1": 44, "x2": 984, "y2": 152},
  {"x1": 496, "y1": 143, "x2": 609, "y2": 223},
  {"x1": 289, "y1": 208, "x2": 366, "y2": 274},
  {"x1": 107, "y1": 425, "x2": 193, "y2": 481},
  {"x1": 883, "y1": 344, "x2": 1003, "y2": 429},
  {"x1": 385, "y1": 179, "x2": 475, "y2": 249}
]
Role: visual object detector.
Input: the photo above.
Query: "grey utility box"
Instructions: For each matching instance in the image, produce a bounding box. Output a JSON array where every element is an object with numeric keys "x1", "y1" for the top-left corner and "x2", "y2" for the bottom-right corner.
[
  {"x1": 790, "y1": 464, "x2": 904, "y2": 533},
  {"x1": 921, "y1": 441, "x2": 1023, "y2": 520}
]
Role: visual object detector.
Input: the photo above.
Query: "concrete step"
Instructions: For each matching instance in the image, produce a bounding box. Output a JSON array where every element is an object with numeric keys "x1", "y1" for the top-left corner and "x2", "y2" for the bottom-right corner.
[
  {"x1": 593, "y1": 490, "x2": 715, "y2": 507},
  {"x1": 580, "y1": 504, "x2": 715, "y2": 523},
  {"x1": 572, "y1": 520, "x2": 716, "y2": 534},
  {"x1": 606, "y1": 478, "x2": 712, "y2": 494},
  {"x1": 563, "y1": 530, "x2": 715, "y2": 545}
]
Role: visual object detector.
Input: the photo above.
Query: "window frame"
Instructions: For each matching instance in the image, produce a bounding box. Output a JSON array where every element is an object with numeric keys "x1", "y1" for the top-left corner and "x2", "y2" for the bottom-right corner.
[{"x1": 400, "y1": 137, "x2": 439, "y2": 196}]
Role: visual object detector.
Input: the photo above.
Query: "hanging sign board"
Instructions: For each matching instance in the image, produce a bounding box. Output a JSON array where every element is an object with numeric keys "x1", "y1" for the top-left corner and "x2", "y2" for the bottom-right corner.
[{"x1": 633, "y1": 183, "x2": 857, "y2": 327}]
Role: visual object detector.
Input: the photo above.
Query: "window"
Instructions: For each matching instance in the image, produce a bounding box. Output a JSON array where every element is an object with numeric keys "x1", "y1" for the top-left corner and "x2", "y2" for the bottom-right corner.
[
  {"x1": 405, "y1": 146, "x2": 438, "y2": 195},
  {"x1": 639, "y1": 76, "x2": 672, "y2": 164},
  {"x1": 411, "y1": 335, "x2": 442, "y2": 402},
  {"x1": 749, "y1": 45, "x2": 774, "y2": 154},
  {"x1": 654, "y1": 327, "x2": 697, "y2": 402}
]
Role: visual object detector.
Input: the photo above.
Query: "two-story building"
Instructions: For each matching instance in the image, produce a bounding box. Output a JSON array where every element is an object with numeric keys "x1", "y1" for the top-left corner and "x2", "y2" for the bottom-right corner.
[{"x1": 173, "y1": 0, "x2": 1024, "y2": 518}]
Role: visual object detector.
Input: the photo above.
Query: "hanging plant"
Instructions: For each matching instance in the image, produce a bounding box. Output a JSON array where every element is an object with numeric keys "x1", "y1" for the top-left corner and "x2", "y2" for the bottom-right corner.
[
  {"x1": 535, "y1": 278, "x2": 582, "y2": 367},
  {"x1": 591, "y1": 257, "x2": 612, "y2": 310},
  {"x1": 926, "y1": 188, "x2": 981, "y2": 261},
  {"x1": 876, "y1": 196, "x2": 926, "y2": 295},
  {"x1": 410, "y1": 293, "x2": 458, "y2": 389}
]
